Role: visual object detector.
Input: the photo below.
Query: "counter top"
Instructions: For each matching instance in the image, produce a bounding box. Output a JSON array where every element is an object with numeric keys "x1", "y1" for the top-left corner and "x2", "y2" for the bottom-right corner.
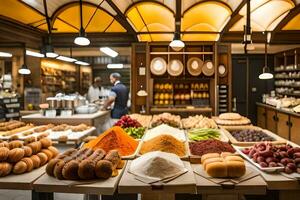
[{"x1": 256, "y1": 102, "x2": 300, "y2": 117}]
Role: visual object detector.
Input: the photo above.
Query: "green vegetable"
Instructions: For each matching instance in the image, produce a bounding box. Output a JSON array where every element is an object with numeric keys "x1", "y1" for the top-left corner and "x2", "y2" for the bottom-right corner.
[
  {"x1": 124, "y1": 127, "x2": 145, "y2": 139},
  {"x1": 188, "y1": 128, "x2": 220, "y2": 141}
]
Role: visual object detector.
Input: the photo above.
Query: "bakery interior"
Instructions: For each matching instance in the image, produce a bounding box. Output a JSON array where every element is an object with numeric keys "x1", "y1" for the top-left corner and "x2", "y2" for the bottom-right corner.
[{"x1": 1, "y1": 0, "x2": 300, "y2": 200}]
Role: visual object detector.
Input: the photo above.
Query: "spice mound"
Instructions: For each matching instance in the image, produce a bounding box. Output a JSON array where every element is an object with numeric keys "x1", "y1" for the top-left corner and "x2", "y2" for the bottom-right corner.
[
  {"x1": 129, "y1": 151, "x2": 187, "y2": 183},
  {"x1": 189, "y1": 139, "x2": 235, "y2": 156},
  {"x1": 85, "y1": 126, "x2": 139, "y2": 156},
  {"x1": 140, "y1": 134, "x2": 186, "y2": 157},
  {"x1": 144, "y1": 124, "x2": 186, "y2": 142}
]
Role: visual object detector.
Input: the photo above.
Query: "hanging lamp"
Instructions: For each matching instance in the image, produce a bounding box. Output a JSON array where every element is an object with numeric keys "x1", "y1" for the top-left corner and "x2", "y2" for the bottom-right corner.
[
  {"x1": 243, "y1": 0, "x2": 255, "y2": 53},
  {"x1": 74, "y1": 0, "x2": 90, "y2": 46},
  {"x1": 19, "y1": 47, "x2": 31, "y2": 75},
  {"x1": 259, "y1": 32, "x2": 273, "y2": 80},
  {"x1": 169, "y1": 32, "x2": 185, "y2": 51}
]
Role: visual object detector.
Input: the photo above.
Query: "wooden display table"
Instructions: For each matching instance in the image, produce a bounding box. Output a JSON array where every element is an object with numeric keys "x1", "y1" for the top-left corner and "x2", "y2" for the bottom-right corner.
[
  {"x1": 150, "y1": 107, "x2": 213, "y2": 117},
  {"x1": 21, "y1": 111, "x2": 110, "y2": 127}
]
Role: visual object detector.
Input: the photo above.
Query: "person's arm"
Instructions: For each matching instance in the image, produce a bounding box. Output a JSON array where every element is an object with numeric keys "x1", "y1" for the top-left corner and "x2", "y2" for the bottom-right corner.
[{"x1": 102, "y1": 90, "x2": 116, "y2": 110}]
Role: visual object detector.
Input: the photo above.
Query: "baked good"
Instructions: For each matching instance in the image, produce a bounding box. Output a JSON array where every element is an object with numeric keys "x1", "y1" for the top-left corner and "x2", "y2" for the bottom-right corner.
[
  {"x1": 215, "y1": 117, "x2": 251, "y2": 126},
  {"x1": 21, "y1": 157, "x2": 34, "y2": 172},
  {"x1": 46, "y1": 159, "x2": 60, "y2": 176},
  {"x1": 40, "y1": 138, "x2": 52, "y2": 148},
  {"x1": 8, "y1": 148, "x2": 25, "y2": 163},
  {"x1": 219, "y1": 113, "x2": 241, "y2": 120},
  {"x1": 24, "y1": 136, "x2": 36, "y2": 145},
  {"x1": 206, "y1": 162, "x2": 228, "y2": 178},
  {"x1": 0, "y1": 147, "x2": 9, "y2": 161},
  {"x1": 37, "y1": 152, "x2": 48, "y2": 165},
  {"x1": 8, "y1": 140, "x2": 23, "y2": 149},
  {"x1": 104, "y1": 150, "x2": 121, "y2": 170},
  {"x1": 27, "y1": 141, "x2": 42, "y2": 154},
  {"x1": 53, "y1": 160, "x2": 65, "y2": 179},
  {"x1": 0, "y1": 141, "x2": 9, "y2": 148},
  {"x1": 201, "y1": 153, "x2": 220, "y2": 164},
  {"x1": 41, "y1": 149, "x2": 53, "y2": 160},
  {"x1": 220, "y1": 152, "x2": 234, "y2": 159},
  {"x1": 13, "y1": 161, "x2": 27, "y2": 174},
  {"x1": 48, "y1": 146, "x2": 59, "y2": 158},
  {"x1": 117, "y1": 160, "x2": 125, "y2": 169},
  {"x1": 61, "y1": 148, "x2": 77, "y2": 157},
  {"x1": 226, "y1": 161, "x2": 246, "y2": 178},
  {"x1": 62, "y1": 160, "x2": 80, "y2": 180},
  {"x1": 224, "y1": 155, "x2": 244, "y2": 162},
  {"x1": 0, "y1": 162, "x2": 12, "y2": 177},
  {"x1": 37, "y1": 132, "x2": 49, "y2": 140},
  {"x1": 30, "y1": 155, "x2": 41, "y2": 169},
  {"x1": 58, "y1": 135, "x2": 68, "y2": 143},
  {"x1": 22, "y1": 146, "x2": 33, "y2": 157},
  {"x1": 95, "y1": 160, "x2": 113, "y2": 179},
  {"x1": 203, "y1": 157, "x2": 223, "y2": 170}
]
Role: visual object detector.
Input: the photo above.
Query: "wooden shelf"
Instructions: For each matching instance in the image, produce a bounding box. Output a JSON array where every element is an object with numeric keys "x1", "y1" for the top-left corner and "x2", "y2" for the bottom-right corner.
[
  {"x1": 277, "y1": 92, "x2": 300, "y2": 97},
  {"x1": 150, "y1": 52, "x2": 213, "y2": 55},
  {"x1": 275, "y1": 77, "x2": 300, "y2": 80},
  {"x1": 274, "y1": 68, "x2": 300, "y2": 72},
  {"x1": 275, "y1": 85, "x2": 300, "y2": 88}
]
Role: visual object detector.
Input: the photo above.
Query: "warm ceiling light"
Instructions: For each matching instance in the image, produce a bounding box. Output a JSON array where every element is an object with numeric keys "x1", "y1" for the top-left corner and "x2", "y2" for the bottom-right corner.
[
  {"x1": 259, "y1": 67, "x2": 273, "y2": 80},
  {"x1": 100, "y1": 47, "x2": 118, "y2": 57},
  {"x1": 0, "y1": 52, "x2": 12, "y2": 57},
  {"x1": 45, "y1": 44, "x2": 58, "y2": 58},
  {"x1": 75, "y1": 61, "x2": 89, "y2": 65},
  {"x1": 74, "y1": 28, "x2": 90, "y2": 46},
  {"x1": 18, "y1": 64, "x2": 31, "y2": 75},
  {"x1": 246, "y1": 42, "x2": 255, "y2": 51},
  {"x1": 56, "y1": 56, "x2": 77, "y2": 62},
  {"x1": 26, "y1": 50, "x2": 44, "y2": 58},
  {"x1": 169, "y1": 32, "x2": 185, "y2": 51},
  {"x1": 107, "y1": 64, "x2": 123, "y2": 69}
]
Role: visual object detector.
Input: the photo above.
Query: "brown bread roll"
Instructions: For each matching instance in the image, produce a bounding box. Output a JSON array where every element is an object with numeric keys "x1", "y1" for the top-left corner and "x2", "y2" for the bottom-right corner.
[
  {"x1": 95, "y1": 160, "x2": 113, "y2": 179},
  {"x1": 0, "y1": 147, "x2": 10, "y2": 161},
  {"x1": 8, "y1": 148, "x2": 25, "y2": 163},
  {"x1": 62, "y1": 160, "x2": 80, "y2": 180},
  {"x1": 0, "y1": 162, "x2": 12, "y2": 177},
  {"x1": 226, "y1": 161, "x2": 246, "y2": 178},
  {"x1": 41, "y1": 149, "x2": 53, "y2": 160},
  {"x1": 224, "y1": 156, "x2": 244, "y2": 162},
  {"x1": 220, "y1": 152, "x2": 234, "y2": 159},
  {"x1": 206, "y1": 162, "x2": 228, "y2": 178},
  {"x1": 78, "y1": 149, "x2": 106, "y2": 179},
  {"x1": 22, "y1": 146, "x2": 33, "y2": 157},
  {"x1": 76, "y1": 148, "x2": 94, "y2": 161},
  {"x1": 203, "y1": 157, "x2": 224, "y2": 170},
  {"x1": 21, "y1": 157, "x2": 34, "y2": 172},
  {"x1": 8, "y1": 140, "x2": 23, "y2": 149},
  {"x1": 13, "y1": 161, "x2": 27, "y2": 174},
  {"x1": 46, "y1": 159, "x2": 61, "y2": 176},
  {"x1": 0, "y1": 141, "x2": 9, "y2": 148},
  {"x1": 37, "y1": 132, "x2": 49, "y2": 140},
  {"x1": 201, "y1": 153, "x2": 220, "y2": 164},
  {"x1": 40, "y1": 138, "x2": 52, "y2": 149},
  {"x1": 30, "y1": 155, "x2": 41, "y2": 169},
  {"x1": 24, "y1": 137, "x2": 36, "y2": 145},
  {"x1": 116, "y1": 160, "x2": 125, "y2": 169},
  {"x1": 48, "y1": 146, "x2": 59, "y2": 158},
  {"x1": 104, "y1": 150, "x2": 121, "y2": 170},
  {"x1": 27, "y1": 141, "x2": 42, "y2": 154},
  {"x1": 53, "y1": 160, "x2": 65, "y2": 179},
  {"x1": 62, "y1": 148, "x2": 77, "y2": 156},
  {"x1": 37, "y1": 152, "x2": 48, "y2": 165}
]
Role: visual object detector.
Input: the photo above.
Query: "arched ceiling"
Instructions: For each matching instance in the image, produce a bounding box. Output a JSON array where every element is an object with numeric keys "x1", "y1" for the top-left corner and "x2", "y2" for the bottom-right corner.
[{"x1": 1, "y1": 0, "x2": 300, "y2": 43}]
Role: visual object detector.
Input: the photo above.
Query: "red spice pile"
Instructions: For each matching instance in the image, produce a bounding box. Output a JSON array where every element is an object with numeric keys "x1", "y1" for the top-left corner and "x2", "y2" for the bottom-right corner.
[{"x1": 189, "y1": 139, "x2": 235, "y2": 156}]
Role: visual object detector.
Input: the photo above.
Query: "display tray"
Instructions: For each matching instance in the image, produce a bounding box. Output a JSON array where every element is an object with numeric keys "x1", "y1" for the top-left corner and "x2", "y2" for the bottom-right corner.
[
  {"x1": 191, "y1": 164, "x2": 267, "y2": 195},
  {"x1": 187, "y1": 128, "x2": 229, "y2": 143},
  {"x1": 221, "y1": 125, "x2": 287, "y2": 146},
  {"x1": 0, "y1": 166, "x2": 46, "y2": 190},
  {"x1": 118, "y1": 161, "x2": 196, "y2": 194},
  {"x1": 0, "y1": 124, "x2": 34, "y2": 138},
  {"x1": 48, "y1": 127, "x2": 96, "y2": 142},
  {"x1": 33, "y1": 162, "x2": 127, "y2": 195}
]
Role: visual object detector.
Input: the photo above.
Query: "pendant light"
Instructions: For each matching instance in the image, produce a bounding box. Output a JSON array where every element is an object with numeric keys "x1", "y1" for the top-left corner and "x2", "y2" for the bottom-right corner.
[
  {"x1": 19, "y1": 47, "x2": 31, "y2": 75},
  {"x1": 259, "y1": 32, "x2": 273, "y2": 80},
  {"x1": 243, "y1": 0, "x2": 255, "y2": 53},
  {"x1": 169, "y1": 22, "x2": 184, "y2": 51},
  {"x1": 74, "y1": 0, "x2": 90, "y2": 46}
]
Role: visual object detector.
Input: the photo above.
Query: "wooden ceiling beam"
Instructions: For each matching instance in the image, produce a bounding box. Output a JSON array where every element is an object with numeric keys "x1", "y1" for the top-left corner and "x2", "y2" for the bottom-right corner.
[{"x1": 273, "y1": 4, "x2": 300, "y2": 33}]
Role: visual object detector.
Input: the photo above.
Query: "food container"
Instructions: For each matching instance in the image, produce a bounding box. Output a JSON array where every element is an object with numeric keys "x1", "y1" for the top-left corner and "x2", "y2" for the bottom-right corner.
[
  {"x1": 74, "y1": 97, "x2": 86, "y2": 107},
  {"x1": 62, "y1": 99, "x2": 74, "y2": 109},
  {"x1": 46, "y1": 97, "x2": 61, "y2": 109}
]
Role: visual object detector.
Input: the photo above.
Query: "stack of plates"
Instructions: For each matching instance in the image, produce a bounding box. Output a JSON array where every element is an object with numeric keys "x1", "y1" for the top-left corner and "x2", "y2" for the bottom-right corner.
[
  {"x1": 150, "y1": 57, "x2": 167, "y2": 76},
  {"x1": 168, "y1": 59, "x2": 183, "y2": 76},
  {"x1": 187, "y1": 57, "x2": 203, "y2": 76}
]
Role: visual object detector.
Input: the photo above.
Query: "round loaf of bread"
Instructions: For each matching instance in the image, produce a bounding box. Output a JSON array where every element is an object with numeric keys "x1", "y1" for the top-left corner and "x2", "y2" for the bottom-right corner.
[
  {"x1": 37, "y1": 152, "x2": 48, "y2": 165},
  {"x1": 0, "y1": 162, "x2": 12, "y2": 177},
  {"x1": 95, "y1": 160, "x2": 113, "y2": 179},
  {"x1": 40, "y1": 138, "x2": 52, "y2": 149},
  {"x1": 78, "y1": 160, "x2": 95, "y2": 180},
  {"x1": 53, "y1": 160, "x2": 65, "y2": 179},
  {"x1": 48, "y1": 146, "x2": 59, "y2": 158},
  {"x1": 219, "y1": 113, "x2": 241, "y2": 120},
  {"x1": 46, "y1": 159, "x2": 60, "y2": 176},
  {"x1": 8, "y1": 140, "x2": 23, "y2": 149},
  {"x1": 41, "y1": 149, "x2": 53, "y2": 160},
  {"x1": 62, "y1": 160, "x2": 79, "y2": 180},
  {"x1": 203, "y1": 157, "x2": 224, "y2": 170}
]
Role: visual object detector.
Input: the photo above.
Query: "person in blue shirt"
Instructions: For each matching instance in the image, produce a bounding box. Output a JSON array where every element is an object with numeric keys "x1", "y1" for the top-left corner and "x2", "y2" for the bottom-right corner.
[{"x1": 103, "y1": 73, "x2": 129, "y2": 119}]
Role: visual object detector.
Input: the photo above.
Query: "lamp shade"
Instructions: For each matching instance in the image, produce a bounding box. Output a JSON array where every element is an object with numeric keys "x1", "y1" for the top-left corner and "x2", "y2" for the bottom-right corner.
[
  {"x1": 74, "y1": 28, "x2": 90, "y2": 46},
  {"x1": 18, "y1": 64, "x2": 31, "y2": 75},
  {"x1": 169, "y1": 32, "x2": 184, "y2": 51},
  {"x1": 259, "y1": 66, "x2": 273, "y2": 80}
]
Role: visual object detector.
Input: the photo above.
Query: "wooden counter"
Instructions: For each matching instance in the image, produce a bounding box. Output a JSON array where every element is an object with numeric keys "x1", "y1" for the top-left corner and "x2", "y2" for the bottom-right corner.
[{"x1": 21, "y1": 110, "x2": 110, "y2": 127}]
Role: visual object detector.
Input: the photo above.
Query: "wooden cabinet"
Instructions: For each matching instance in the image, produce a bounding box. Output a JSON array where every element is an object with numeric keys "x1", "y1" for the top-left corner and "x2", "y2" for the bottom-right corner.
[
  {"x1": 257, "y1": 106, "x2": 266, "y2": 129},
  {"x1": 266, "y1": 109, "x2": 277, "y2": 134},
  {"x1": 277, "y1": 112, "x2": 289, "y2": 140},
  {"x1": 290, "y1": 116, "x2": 300, "y2": 145}
]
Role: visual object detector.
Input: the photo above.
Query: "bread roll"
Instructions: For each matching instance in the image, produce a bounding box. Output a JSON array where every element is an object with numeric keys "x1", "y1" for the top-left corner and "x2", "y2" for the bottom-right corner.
[
  {"x1": 95, "y1": 160, "x2": 113, "y2": 179},
  {"x1": 224, "y1": 156, "x2": 244, "y2": 163},
  {"x1": 8, "y1": 140, "x2": 23, "y2": 149},
  {"x1": 203, "y1": 157, "x2": 223, "y2": 170},
  {"x1": 53, "y1": 160, "x2": 65, "y2": 179},
  {"x1": 0, "y1": 142, "x2": 9, "y2": 149},
  {"x1": 40, "y1": 138, "x2": 52, "y2": 148},
  {"x1": 13, "y1": 161, "x2": 27, "y2": 174},
  {"x1": 206, "y1": 162, "x2": 227, "y2": 178},
  {"x1": 78, "y1": 149, "x2": 105, "y2": 179},
  {"x1": 226, "y1": 161, "x2": 246, "y2": 178},
  {"x1": 37, "y1": 152, "x2": 48, "y2": 165},
  {"x1": 48, "y1": 146, "x2": 59, "y2": 158},
  {"x1": 21, "y1": 157, "x2": 34, "y2": 172},
  {"x1": 0, "y1": 162, "x2": 12, "y2": 176},
  {"x1": 41, "y1": 149, "x2": 53, "y2": 160},
  {"x1": 104, "y1": 150, "x2": 121, "y2": 170},
  {"x1": 22, "y1": 146, "x2": 33, "y2": 157},
  {"x1": 30, "y1": 155, "x2": 41, "y2": 169},
  {"x1": 27, "y1": 141, "x2": 42, "y2": 154},
  {"x1": 201, "y1": 153, "x2": 220, "y2": 164},
  {"x1": 62, "y1": 160, "x2": 79, "y2": 180},
  {"x1": 46, "y1": 159, "x2": 60, "y2": 176},
  {"x1": 220, "y1": 152, "x2": 234, "y2": 159},
  {"x1": 0, "y1": 147, "x2": 9, "y2": 161},
  {"x1": 8, "y1": 148, "x2": 25, "y2": 163}
]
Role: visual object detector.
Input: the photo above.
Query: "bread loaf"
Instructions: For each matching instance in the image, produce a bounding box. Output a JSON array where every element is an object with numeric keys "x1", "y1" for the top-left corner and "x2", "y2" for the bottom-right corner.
[
  {"x1": 203, "y1": 157, "x2": 223, "y2": 170},
  {"x1": 13, "y1": 161, "x2": 27, "y2": 174},
  {"x1": 0, "y1": 162, "x2": 12, "y2": 176},
  {"x1": 0, "y1": 141, "x2": 9, "y2": 148},
  {"x1": 224, "y1": 155, "x2": 244, "y2": 162},
  {"x1": 46, "y1": 159, "x2": 60, "y2": 176},
  {"x1": 8, "y1": 148, "x2": 25, "y2": 163},
  {"x1": 104, "y1": 150, "x2": 121, "y2": 170},
  {"x1": 206, "y1": 162, "x2": 228, "y2": 178},
  {"x1": 53, "y1": 160, "x2": 65, "y2": 179},
  {"x1": 41, "y1": 149, "x2": 53, "y2": 160},
  {"x1": 27, "y1": 141, "x2": 42, "y2": 154},
  {"x1": 0, "y1": 147, "x2": 9, "y2": 161}
]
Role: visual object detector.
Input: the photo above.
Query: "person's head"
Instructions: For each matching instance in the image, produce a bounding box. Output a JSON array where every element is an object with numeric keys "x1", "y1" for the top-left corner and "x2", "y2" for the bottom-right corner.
[
  {"x1": 110, "y1": 73, "x2": 121, "y2": 84},
  {"x1": 93, "y1": 77, "x2": 102, "y2": 87}
]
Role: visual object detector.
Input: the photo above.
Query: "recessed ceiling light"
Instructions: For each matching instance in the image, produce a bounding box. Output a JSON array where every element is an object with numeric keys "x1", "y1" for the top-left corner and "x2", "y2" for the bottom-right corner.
[
  {"x1": 107, "y1": 64, "x2": 123, "y2": 69},
  {"x1": 56, "y1": 56, "x2": 77, "y2": 62},
  {"x1": 26, "y1": 50, "x2": 44, "y2": 58},
  {"x1": 75, "y1": 61, "x2": 89, "y2": 65},
  {"x1": 100, "y1": 47, "x2": 118, "y2": 57},
  {"x1": 0, "y1": 52, "x2": 12, "y2": 57}
]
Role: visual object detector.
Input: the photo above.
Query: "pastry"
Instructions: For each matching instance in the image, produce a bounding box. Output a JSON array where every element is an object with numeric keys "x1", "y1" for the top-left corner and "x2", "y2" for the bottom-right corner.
[
  {"x1": 27, "y1": 141, "x2": 42, "y2": 154},
  {"x1": 33, "y1": 126, "x2": 48, "y2": 133},
  {"x1": 0, "y1": 141, "x2": 9, "y2": 148},
  {"x1": 0, "y1": 147, "x2": 9, "y2": 161},
  {"x1": 40, "y1": 138, "x2": 52, "y2": 148},
  {"x1": 24, "y1": 137, "x2": 36, "y2": 145},
  {"x1": 41, "y1": 149, "x2": 53, "y2": 160},
  {"x1": 37, "y1": 132, "x2": 49, "y2": 140},
  {"x1": 62, "y1": 160, "x2": 80, "y2": 180},
  {"x1": 104, "y1": 150, "x2": 121, "y2": 170},
  {"x1": 8, "y1": 140, "x2": 23, "y2": 149},
  {"x1": 48, "y1": 146, "x2": 59, "y2": 158},
  {"x1": 0, "y1": 162, "x2": 12, "y2": 177},
  {"x1": 37, "y1": 152, "x2": 48, "y2": 165},
  {"x1": 13, "y1": 161, "x2": 27, "y2": 174},
  {"x1": 214, "y1": 117, "x2": 251, "y2": 126},
  {"x1": 21, "y1": 157, "x2": 34, "y2": 172},
  {"x1": 219, "y1": 113, "x2": 242, "y2": 120},
  {"x1": 30, "y1": 155, "x2": 41, "y2": 169},
  {"x1": 46, "y1": 159, "x2": 60, "y2": 176},
  {"x1": 53, "y1": 160, "x2": 65, "y2": 179},
  {"x1": 95, "y1": 160, "x2": 113, "y2": 179},
  {"x1": 116, "y1": 160, "x2": 125, "y2": 169},
  {"x1": 8, "y1": 148, "x2": 25, "y2": 163},
  {"x1": 22, "y1": 146, "x2": 33, "y2": 157}
]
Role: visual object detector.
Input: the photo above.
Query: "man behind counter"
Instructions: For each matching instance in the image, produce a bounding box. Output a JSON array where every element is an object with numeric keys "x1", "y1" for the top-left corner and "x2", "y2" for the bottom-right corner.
[{"x1": 103, "y1": 73, "x2": 129, "y2": 119}]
